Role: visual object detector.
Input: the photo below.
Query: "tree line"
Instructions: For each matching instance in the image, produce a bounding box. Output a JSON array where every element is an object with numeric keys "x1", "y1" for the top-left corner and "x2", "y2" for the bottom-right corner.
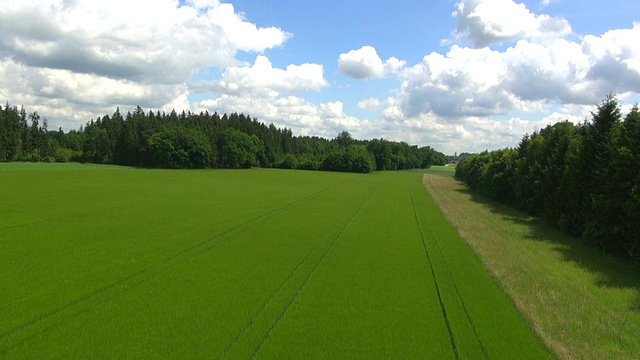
[
  {"x1": 0, "y1": 103, "x2": 446, "y2": 173},
  {"x1": 455, "y1": 95, "x2": 640, "y2": 264}
]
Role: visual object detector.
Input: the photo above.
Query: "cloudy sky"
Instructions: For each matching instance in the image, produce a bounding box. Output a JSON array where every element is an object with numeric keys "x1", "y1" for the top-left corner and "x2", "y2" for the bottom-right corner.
[{"x1": 1, "y1": 0, "x2": 638, "y2": 154}]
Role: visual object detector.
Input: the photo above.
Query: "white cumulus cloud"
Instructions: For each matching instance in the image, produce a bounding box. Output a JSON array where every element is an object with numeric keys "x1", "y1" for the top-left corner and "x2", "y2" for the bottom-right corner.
[
  {"x1": 451, "y1": 0, "x2": 571, "y2": 48},
  {"x1": 397, "y1": 45, "x2": 510, "y2": 118},
  {"x1": 196, "y1": 93, "x2": 370, "y2": 139},
  {"x1": 393, "y1": 23, "x2": 640, "y2": 121},
  {"x1": 363, "y1": 22, "x2": 640, "y2": 153},
  {"x1": 338, "y1": 46, "x2": 406, "y2": 79},
  {"x1": 357, "y1": 98, "x2": 382, "y2": 110},
  {"x1": 191, "y1": 55, "x2": 328, "y2": 97},
  {"x1": 0, "y1": 0, "x2": 291, "y2": 128}
]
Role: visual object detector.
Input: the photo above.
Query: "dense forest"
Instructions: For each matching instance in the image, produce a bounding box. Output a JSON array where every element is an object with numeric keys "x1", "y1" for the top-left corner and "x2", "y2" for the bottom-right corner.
[
  {"x1": 0, "y1": 104, "x2": 446, "y2": 173},
  {"x1": 455, "y1": 95, "x2": 640, "y2": 264}
]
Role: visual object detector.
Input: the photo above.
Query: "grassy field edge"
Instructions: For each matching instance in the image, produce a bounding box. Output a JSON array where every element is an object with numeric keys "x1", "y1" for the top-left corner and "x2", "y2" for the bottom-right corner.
[{"x1": 423, "y1": 173, "x2": 640, "y2": 360}]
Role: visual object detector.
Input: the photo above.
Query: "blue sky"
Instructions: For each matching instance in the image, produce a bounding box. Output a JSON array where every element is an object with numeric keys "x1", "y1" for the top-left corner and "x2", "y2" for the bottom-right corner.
[
  {"x1": 224, "y1": 0, "x2": 457, "y2": 111},
  {"x1": 230, "y1": 0, "x2": 454, "y2": 62},
  {"x1": 1, "y1": 0, "x2": 639, "y2": 154}
]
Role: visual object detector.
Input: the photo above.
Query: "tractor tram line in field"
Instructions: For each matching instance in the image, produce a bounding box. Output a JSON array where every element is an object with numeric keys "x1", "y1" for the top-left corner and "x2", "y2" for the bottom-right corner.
[
  {"x1": 0, "y1": 178, "x2": 355, "y2": 356},
  {"x1": 409, "y1": 184, "x2": 489, "y2": 360},
  {"x1": 167, "y1": 178, "x2": 353, "y2": 261},
  {"x1": 423, "y1": 211, "x2": 489, "y2": 360},
  {"x1": 215, "y1": 189, "x2": 352, "y2": 357},
  {"x1": 413, "y1": 177, "x2": 551, "y2": 359},
  {"x1": 409, "y1": 185, "x2": 460, "y2": 359},
  {"x1": 247, "y1": 185, "x2": 378, "y2": 359},
  {"x1": 216, "y1": 235, "x2": 327, "y2": 359},
  {"x1": 218, "y1": 184, "x2": 378, "y2": 358},
  {"x1": 425, "y1": 211, "x2": 489, "y2": 360},
  {"x1": 0, "y1": 260, "x2": 158, "y2": 356}
]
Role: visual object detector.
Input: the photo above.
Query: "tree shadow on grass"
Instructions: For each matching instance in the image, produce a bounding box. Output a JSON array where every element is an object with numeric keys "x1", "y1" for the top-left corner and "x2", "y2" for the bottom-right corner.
[{"x1": 454, "y1": 186, "x2": 640, "y2": 312}]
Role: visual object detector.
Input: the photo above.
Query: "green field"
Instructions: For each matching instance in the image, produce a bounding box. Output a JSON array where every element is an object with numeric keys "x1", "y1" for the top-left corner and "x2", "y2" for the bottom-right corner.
[{"x1": 0, "y1": 163, "x2": 549, "y2": 358}]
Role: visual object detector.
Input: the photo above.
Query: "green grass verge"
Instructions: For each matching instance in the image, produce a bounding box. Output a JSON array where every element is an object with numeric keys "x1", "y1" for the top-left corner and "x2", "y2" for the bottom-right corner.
[
  {"x1": 426, "y1": 165, "x2": 456, "y2": 175},
  {"x1": 424, "y1": 174, "x2": 640, "y2": 360},
  {"x1": 401, "y1": 165, "x2": 456, "y2": 177},
  {"x1": 0, "y1": 163, "x2": 547, "y2": 358}
]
